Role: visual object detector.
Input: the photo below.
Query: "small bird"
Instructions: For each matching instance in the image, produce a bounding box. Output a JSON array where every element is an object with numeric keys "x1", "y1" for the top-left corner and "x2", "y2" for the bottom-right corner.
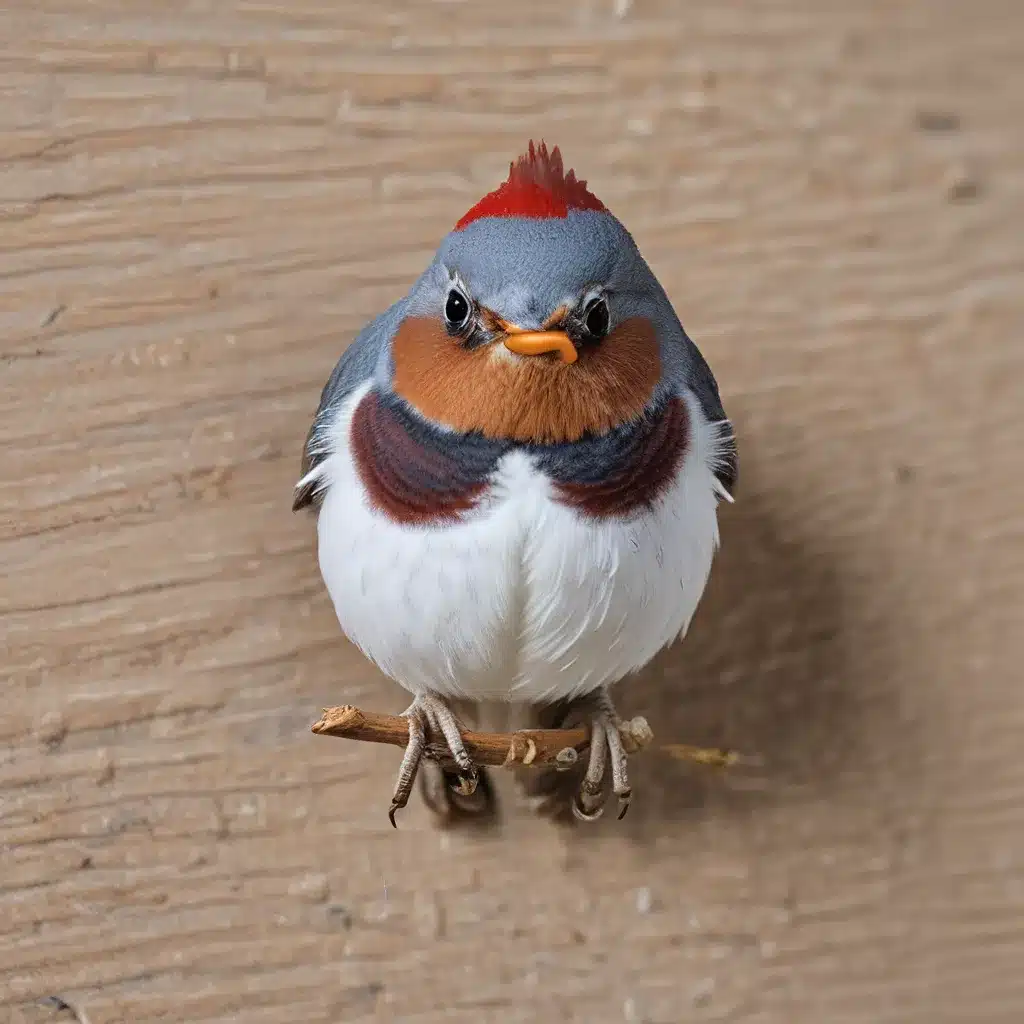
[{"x1": 294, "y1": 141, "x2": 736, "y2": 825}]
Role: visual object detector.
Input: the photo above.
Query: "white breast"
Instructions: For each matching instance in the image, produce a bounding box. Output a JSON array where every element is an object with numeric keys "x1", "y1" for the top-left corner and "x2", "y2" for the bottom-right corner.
[{"x1": 314, "y1": 382, "x2": 727, "y2": 705}]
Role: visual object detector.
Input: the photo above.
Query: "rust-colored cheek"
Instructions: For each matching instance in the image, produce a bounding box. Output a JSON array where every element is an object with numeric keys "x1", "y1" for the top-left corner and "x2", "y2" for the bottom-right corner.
[{"x1": 391, "y1": 316, "x2": 661, "y2": 444}]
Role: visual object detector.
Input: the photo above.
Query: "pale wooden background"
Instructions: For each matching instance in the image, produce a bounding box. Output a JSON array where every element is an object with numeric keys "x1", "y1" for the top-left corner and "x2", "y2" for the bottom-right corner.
[{"x1": 2, "y1": 2, "x2": 1022, "y2": 1022}]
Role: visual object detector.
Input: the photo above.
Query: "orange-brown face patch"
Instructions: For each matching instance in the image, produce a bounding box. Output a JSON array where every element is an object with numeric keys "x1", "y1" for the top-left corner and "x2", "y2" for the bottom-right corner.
[{"x1": 391, "y1": 316, "x2": 661, "y2": 444}]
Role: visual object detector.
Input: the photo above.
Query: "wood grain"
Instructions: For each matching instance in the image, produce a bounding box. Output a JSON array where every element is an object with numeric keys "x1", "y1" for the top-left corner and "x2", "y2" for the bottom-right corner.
[{"x1": 2, "y1": 2, "x2": 1023, "y2": 1022}]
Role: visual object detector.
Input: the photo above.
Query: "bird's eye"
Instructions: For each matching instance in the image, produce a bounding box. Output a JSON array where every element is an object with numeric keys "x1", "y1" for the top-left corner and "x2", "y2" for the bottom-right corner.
[
  {"x1": 444, "y1": 288, "x2": 471, "y2": 332},
  {"x1": 583, "y1": 296, "x2": 610, "y2": 339}
]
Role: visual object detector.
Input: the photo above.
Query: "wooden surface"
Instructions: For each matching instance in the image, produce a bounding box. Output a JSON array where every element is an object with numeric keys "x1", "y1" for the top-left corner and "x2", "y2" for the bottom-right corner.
[{"x1": 2, "y1": 2, "x2": 1022, "y2": 1021}]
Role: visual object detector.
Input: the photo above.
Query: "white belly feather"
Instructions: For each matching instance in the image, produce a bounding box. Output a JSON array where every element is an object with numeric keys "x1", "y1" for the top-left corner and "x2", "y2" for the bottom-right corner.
[{"x1": 315, "y1": 382, "x2": 724, "y2": 704}]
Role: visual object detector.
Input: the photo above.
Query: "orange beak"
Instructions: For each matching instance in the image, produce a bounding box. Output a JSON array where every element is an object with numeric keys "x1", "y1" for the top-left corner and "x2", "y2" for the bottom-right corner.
[{"x1": 502, "y1": 328, "x2": 578, "y2": 365}]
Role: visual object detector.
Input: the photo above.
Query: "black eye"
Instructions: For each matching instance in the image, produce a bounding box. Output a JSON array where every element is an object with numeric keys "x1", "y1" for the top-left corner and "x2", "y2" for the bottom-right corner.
[
  {"x1": 444, "y1": 288, "x2": 471, "y2": 331},
  {"x1": 584, "y1": 297, "x2": 610, "y2": 339}
]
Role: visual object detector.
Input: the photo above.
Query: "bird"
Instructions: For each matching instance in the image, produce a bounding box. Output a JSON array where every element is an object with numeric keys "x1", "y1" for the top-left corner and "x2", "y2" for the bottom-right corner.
[{"x1": 293, "y1": 141, "x2": 736, "y2": 826}]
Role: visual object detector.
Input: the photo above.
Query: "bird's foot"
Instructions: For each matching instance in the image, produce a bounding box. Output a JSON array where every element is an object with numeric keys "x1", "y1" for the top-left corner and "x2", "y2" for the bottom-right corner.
[
  {"x1": 388, "y1": 692, "x2": 478, "y2": 828},
  {"x1": 573, "y1": 688, "x2": 648, "y2": 823}
]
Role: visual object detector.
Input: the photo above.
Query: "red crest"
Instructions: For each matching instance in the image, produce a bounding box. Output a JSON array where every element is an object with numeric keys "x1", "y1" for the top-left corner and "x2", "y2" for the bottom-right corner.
[{"x1": 454, "y1": 141, "x2": 607, "y2": 230}]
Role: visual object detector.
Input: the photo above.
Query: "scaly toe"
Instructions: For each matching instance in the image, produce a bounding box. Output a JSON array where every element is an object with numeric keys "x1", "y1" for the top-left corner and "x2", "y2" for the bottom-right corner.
[{"x1": 387, "y1": 705, "x2": 427, "y2": 828}]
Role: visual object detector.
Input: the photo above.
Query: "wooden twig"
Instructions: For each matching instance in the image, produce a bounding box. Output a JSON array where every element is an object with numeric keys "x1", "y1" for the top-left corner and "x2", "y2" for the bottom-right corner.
[
  {"x1": 312, "y1": 704, "x2": 593, "y2": 772},
  {"x1": 311, "y1": 705, "x2": 745, "y2": 772}
]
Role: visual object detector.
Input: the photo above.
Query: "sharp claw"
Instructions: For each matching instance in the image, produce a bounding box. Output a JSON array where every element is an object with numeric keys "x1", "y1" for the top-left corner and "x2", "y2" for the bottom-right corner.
[
  {"x1": 452, "y1": 770, "x2": 479, "y2": 797},
  {"x1": 388, "y1": 802, "x2": 401, "y2": 828},
  {"x1": 573, "y1": 794, "x2": 604, "y2": 822},
  {"x1": 617, "y1": 790, "x2": 632, "y2": 820}
]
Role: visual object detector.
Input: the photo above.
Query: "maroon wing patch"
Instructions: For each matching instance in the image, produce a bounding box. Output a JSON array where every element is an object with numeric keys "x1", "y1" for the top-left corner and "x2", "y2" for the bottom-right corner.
[
  {"x1": 350, "y1": 389, "x2": 507, "y2": 527},
  {"x1": 548, "y1": 398, "x2": 690, "y2": 519}
]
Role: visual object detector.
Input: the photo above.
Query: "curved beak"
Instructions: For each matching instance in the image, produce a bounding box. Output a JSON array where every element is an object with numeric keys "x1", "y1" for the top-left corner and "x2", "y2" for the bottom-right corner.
[{"x1": 503, "y1": 329, "x2": 578, "y2": 365}]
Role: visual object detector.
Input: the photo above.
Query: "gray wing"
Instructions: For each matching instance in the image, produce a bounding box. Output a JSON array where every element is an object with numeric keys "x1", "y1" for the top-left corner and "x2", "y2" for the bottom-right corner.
[
  {"x1": 292, "y1": 300, "x2": 404, "y2": 511},
  {"x1": 681, "y1": 329, "x2": 738, "y2": 496},
  {"x1": 637, "y1": 264, "x2": 738, "y2": 496}
]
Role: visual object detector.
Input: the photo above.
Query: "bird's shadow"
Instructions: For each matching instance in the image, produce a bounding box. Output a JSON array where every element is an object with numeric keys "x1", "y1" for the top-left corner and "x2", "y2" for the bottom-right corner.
[{"x1": 544, "y1": 436, "x2": 904, "y2": 841}]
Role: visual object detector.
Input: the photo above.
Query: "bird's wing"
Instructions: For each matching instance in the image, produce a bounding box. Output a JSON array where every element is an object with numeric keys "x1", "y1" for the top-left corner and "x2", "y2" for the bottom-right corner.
[
  {"x1": 292, "y1": 299, "x2": 405, "y2": 511},
  {"x1": 680, "y1": 331, "x2": 738, "y2": 499}
]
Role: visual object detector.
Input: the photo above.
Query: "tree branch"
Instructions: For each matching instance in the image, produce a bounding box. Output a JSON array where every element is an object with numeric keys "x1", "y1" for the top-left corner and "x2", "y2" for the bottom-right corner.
[{"x1": 311, "y1": 705, "x2": 744, "y2": 772}]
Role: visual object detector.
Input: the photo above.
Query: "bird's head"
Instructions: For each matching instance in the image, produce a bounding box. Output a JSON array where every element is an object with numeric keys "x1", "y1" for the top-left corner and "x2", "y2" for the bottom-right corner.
[{"x1": 389, "y1": 141, "x2": 688, "y2": 445}]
